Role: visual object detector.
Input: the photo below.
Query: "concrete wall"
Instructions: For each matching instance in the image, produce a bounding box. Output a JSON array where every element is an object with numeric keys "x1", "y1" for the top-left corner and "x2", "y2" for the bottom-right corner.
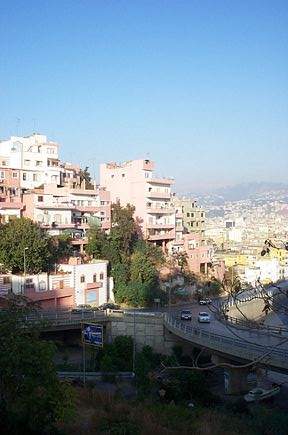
[
  {"x1": 108, "y1": 313, "x2": 180, "y2": 355},
  {"x1": 228, "y1": 298, "x2": 266, "y2": 321}
]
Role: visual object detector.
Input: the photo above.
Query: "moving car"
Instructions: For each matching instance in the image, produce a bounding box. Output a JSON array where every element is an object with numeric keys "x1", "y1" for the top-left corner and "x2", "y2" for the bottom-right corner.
[
  {"x1": 180, "y1": 310, "x2": 192, "y2": 321},
  {"x1": 198, "y1": 298, "x2": 212, "y2": 305},
  {"x1": 198, "y1": 312, "x2": 211, "y2": 323},
  {"x1": 244, "y1": 385, "x2": 280, "y2": 402}
]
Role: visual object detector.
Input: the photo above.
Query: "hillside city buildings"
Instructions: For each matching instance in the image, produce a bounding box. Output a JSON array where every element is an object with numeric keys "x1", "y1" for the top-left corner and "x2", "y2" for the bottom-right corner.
[{"x1": 1, "y1": 133, "x2": 288, "y2": 307}]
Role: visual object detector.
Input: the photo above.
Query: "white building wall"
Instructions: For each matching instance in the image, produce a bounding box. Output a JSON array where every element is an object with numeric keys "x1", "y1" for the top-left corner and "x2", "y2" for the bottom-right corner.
[{"x1": 59, "y1": 261, "x2": 109, "y2": 306}]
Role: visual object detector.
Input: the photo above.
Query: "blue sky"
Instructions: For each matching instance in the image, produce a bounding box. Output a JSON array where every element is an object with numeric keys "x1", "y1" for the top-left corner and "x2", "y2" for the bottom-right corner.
[{"x1": 0, "y1": 0, "x2": 287, "y2": 192}]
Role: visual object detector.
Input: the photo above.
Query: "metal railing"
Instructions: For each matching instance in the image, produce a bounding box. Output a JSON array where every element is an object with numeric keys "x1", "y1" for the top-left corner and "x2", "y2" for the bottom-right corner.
[
  {"x1": 221, "y1": 314, "x2": 288, "y2": 335},
  {"x1": 164, "y1": 314, "x2": 288, "y2": 370}
]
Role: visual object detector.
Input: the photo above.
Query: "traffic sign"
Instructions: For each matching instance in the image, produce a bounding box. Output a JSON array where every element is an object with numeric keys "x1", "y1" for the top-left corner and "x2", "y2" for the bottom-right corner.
[{"x1": 82, "y1": 323, "x2": 103, "y2": 347}]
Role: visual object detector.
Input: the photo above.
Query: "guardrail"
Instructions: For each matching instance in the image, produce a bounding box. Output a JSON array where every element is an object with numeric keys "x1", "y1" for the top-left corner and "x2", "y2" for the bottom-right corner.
[
  {"x1": 164, "y1": 314, "x2": 288, "y2": 371},
  {"x1": 221, "y1": 314, "x2": 288, "y2": 335},
  {"x1": 58, "y1": 371, "x2": 135, "y2": 380}
]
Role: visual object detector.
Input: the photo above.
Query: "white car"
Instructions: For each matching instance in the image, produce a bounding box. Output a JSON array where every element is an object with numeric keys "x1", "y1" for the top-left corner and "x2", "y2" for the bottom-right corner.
[
  {"x1": 180, "y1": 310, "x2": 192, "y2": 321},
  {"x1": 198, "y1": 312, "x2": 211, "y2": 323}
]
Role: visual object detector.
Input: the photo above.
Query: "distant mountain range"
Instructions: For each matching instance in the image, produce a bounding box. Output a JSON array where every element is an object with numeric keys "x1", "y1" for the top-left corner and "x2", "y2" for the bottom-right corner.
[{"x1": 182, "y1": 182, "x2": 288, "y2": 204}]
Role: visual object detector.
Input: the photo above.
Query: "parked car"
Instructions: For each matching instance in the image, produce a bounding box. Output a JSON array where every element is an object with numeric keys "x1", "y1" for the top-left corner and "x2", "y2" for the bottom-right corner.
[
  {"x1": 180, "y1": 310, "x2": 192, "y2": 321},
  {"x1": 71, "y1": 304, "x2": 98, "y2": 313},
  {"x1": 198, "y1": 312, "x2": 211, "y2": 323},
  {"x1": 244, "y1": 385, "x2": 280, "y2": 402},
  {"x1": 198, "y1": 298, "x2": 212, "y2": 305},
  {"x1": 99, "y1": 303, "x2": 120, "y2": 310}
]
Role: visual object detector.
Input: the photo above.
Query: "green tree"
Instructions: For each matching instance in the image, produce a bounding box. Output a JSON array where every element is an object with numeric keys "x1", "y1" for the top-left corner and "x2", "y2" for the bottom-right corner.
[
  {"x1": 0, "y1": 218, "x2": 54, "y2": 273},
  {"x1": 86, "y1": 224, "x2": 108, "y2": 259},
  {"x1": 79, "y1": 166, "x2": 94, "y2": 190},
  {"x1": 0, "y1": 295, "x2": 74, "y2": 434},
  {"x1": 51, "y1": 233, "x2": 73, "y2": 264},
  {"x1": 110, "y1": 202, "x2": 140, "y2": 256}
]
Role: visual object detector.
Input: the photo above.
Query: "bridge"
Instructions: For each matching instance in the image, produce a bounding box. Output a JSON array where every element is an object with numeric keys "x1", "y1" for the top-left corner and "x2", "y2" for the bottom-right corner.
[{"x1": 22, "y1": 282, "x2": 288, "y2": 393}]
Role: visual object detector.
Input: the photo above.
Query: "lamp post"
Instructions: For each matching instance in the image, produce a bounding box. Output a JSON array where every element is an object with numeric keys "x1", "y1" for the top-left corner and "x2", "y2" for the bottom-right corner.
[{"x1": 23, "y1": 247, "x2": 28, "y2": 276}]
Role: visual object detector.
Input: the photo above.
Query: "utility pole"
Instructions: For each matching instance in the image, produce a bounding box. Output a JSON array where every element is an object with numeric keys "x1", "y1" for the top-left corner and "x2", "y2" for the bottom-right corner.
[{"x1": 132, "y1": 308, "x2": 136, "y2": 373}]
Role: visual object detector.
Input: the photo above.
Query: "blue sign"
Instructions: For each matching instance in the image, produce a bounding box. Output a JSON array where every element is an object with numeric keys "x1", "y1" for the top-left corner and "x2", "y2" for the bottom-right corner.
[{"x1": 82, "y1": 323, "x2": 103, "y2": 347}]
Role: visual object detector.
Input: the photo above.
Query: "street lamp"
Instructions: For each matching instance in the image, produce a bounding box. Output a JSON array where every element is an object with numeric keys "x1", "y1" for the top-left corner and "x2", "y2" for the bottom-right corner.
[{"x1": 23, "y1": 247, "x2": 28, "y2": 276}]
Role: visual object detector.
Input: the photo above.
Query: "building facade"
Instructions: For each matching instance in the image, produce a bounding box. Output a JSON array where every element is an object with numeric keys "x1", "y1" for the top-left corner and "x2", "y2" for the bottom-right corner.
[{"x1": 100, "y1": 159, "x2": 175, "y2": 248}]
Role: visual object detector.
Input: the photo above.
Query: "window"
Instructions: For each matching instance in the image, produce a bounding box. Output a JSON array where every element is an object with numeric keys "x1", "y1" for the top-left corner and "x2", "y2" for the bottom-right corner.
[
  {"x1": 24, "y1": 160, "x2": 30, "y2": 166},
  {"x1": 12, "y1": 172, "x2": 18, "y2": 178},
  {"x1": 36, "y1": 161, "x2": 42, "y2": 166},
  {"x1": 25, "y1": 278, "x2": 34, "y2": 290},
  {"x1": 0, "y1": 171, "x2": 4, "y2": 179},
  {"x1": 33, "y1": 174, "x2": 38, "y2": 181},
  {"x1": 39, "y1": 281, "x2": 46, "y2": 291},
  {"x1": 3, "y1": 276, "x2": 11, "y2": 284},
  {"x1": 187, "y1": 213, "x2": 190, "y2": 217},
  {"x1": 93, "y1": 274, "x2": 97, "y2": 283},
  {"x1": 100, "y1": 201, "x2": 105, "y2": 205},
  {"x1": 38, "y1": 196, "x2": 43, "y2": 202},
  {"x1": 22, "y1": 173, "x2": 27, "y2": 181},
  {"x1": 111, "y1": 174, "x2": 114, "y2": 178},
  {"x1": 80, "y1": 275, "x2": 85, "y2": 283},
  {"x1": 86, "y1": 290, "x2": 97, "y2": 304},
  {"x1": 122, "y1": 173, "x2": 125, "y2": 177},
  {"x1": 1, "y1": 160, "x2": 6, "y2": 166},
  {"x1": 59, "y1": 280, "x2": 64, "y2": 289},
  {"x1": 100, "y1": 272, "x2": 104, "y2": 280}
]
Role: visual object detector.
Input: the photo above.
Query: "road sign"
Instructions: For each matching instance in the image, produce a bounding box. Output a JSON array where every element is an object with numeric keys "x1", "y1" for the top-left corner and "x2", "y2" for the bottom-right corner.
[{"x1": 82, "y1": 323, "x2": 103, "y2": 347}]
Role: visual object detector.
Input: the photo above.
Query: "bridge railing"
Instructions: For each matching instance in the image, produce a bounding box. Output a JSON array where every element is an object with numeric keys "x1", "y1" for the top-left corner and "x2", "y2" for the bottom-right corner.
[
  {"x1": 164, "y1": 314, "x2": 288, "y2": 368},
  {"x1": 221, "y1": 314, "x2": 288, "y2": 336}
]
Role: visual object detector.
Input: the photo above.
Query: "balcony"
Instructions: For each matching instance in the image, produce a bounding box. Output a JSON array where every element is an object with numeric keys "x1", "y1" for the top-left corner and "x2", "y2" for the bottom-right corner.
[
  {"x1": 73, "y1": 205, "x2": 99, "y2": 213},
  {"x1": 147, "y1": 177, "x2": 174, "y2": 185},
  {"x1": 146, "y1": 206, "x2": 175, "y2": 214},
  {"x1": 146, "y1": 191, "x2": 171, "y2": 199},
  {"x1": 146, "y1": 223, "x2": 175, "y2": 230},
  {"x1": 37, "y1": 202, "x2": 74, "y2": 210},
  {"x1": 0, "y1": 202, "x2": 23, "y2": 210},
  {"x1": 148, "y1": 231, "x2": 175, "y2": 241}
]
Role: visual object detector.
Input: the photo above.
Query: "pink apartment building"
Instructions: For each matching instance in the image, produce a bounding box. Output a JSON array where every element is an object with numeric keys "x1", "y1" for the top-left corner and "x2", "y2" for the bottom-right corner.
[
  {"x1": 100, "y1": 159, "x2": 175, "y2": 249},
  {"x1": 23, "y1": 183, "x2": 111, "y2": 252},
  {"x1": 0, "y1": 160, "x2": 23, "y2": 223}
]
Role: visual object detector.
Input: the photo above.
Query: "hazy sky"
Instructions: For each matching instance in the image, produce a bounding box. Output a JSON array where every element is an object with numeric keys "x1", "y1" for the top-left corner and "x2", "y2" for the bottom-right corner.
[{"x1": 1, "y1": 0, "x2": 287, "y2": 192}]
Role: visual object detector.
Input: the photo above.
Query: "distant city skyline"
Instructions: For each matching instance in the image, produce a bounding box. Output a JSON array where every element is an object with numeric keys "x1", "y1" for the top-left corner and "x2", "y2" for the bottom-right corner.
[{"x1": 1, "y1": 1, "x2": 287, "y2": 191}]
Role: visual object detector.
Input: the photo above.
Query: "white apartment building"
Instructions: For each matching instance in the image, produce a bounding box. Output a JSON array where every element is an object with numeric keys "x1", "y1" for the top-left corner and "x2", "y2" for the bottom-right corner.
[
  {"x1": 100, "y1": 159, "x2": 175, "y2": 248},
  {"x1": 0, "y1": 259, "x2": 112, "y2": 309},
  {"x1": 0, "y1": 134, "x2": 61, "y2": 189}
]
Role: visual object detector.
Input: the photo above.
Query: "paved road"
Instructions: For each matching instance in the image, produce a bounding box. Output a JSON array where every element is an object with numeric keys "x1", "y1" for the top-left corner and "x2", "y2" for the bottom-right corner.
[{"x1": 171, "y1": 301, "x2": 288, "y2": 353}]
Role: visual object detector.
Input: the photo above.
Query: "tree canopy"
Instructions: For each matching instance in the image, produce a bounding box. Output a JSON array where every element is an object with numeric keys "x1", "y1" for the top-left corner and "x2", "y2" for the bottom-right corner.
[
  {"x1": 0, "y1": 218, "x2": 72, "y2": 274},
  {"x1": 0, "y1": 296, "x2": 74, "y2": 433},
  {"x1": 86, "y1": 203, "x2": 165, "y2": 306}
]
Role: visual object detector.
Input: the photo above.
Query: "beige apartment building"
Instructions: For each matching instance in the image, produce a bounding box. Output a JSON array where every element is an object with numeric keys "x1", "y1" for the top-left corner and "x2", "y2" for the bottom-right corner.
[
  {"x1": 173, "y1": 197, "x2": 205, "y2": 239},
  {"x1": 100, "y1": 159, "x2": 175, "y2": 248}
]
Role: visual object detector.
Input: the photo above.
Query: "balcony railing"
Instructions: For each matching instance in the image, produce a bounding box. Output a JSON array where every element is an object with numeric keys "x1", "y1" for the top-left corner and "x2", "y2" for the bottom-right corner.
[
  {"x1": 148, "y1": 231, "x2": 175, "y2": 241},
  {"x1": 146, "y1": 223, "x2": 175, "y2": 229},
  {"x1": 146, "y1": 191, "x2": 171, "y2": 199},
  {"x1": 146, "y1": 206, "x2": 175, "y2": 214}
]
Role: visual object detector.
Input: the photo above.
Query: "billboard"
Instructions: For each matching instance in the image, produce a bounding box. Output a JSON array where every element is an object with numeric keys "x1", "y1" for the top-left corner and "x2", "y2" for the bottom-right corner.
[{"x1": 82, "y1": 323, "x2": 103, "y2": 347}]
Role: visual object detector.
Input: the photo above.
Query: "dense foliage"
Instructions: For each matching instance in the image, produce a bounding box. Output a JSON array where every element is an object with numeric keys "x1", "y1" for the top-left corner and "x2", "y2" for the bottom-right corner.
[
  {"x1": 86, "y1": 203, "x2": 164, "y2": 306},
  {"x1": 0, "y1": 296, "x2": 74, "y2": 434},
  {"x1": 0, "y1": 218, "x2": 72, "y2": 274}
]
